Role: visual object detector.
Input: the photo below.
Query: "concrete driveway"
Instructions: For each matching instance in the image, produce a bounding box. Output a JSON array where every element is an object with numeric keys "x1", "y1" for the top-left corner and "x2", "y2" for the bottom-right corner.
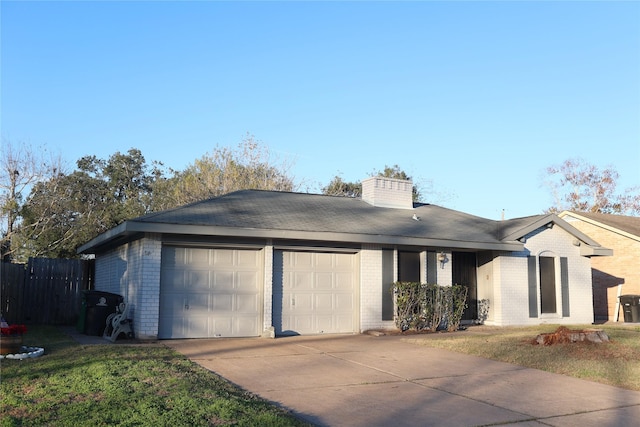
[{"x1": 165, "y1": 333, "x2": 640, "y2": 427}]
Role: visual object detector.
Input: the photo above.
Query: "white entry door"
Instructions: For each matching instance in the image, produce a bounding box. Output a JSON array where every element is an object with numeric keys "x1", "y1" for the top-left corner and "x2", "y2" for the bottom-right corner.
[
  {"x1": 159, "y1": 246, "x2": 263, "y2": 339},
  {"x1": 274, "y1": 250, "x2": 358, "y2": 336}
]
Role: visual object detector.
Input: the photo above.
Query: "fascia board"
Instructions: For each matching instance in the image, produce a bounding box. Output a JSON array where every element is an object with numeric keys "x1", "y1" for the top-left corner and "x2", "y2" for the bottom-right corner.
[
  {"x1": 77, "y1": 222, "x2": 129, "y2": 254},
  {"x1": 503, "y1": 214, "x2": 603, "y2": 248},
  {"x1": 501, "y1": 214, "x2": 556, "y2": 242},
  {"x1": 580, "y1": 246, "x2": 614, "y2": 257},
  {"x1": 80, "y1": 221, "x2": 524, "y2": 253}
]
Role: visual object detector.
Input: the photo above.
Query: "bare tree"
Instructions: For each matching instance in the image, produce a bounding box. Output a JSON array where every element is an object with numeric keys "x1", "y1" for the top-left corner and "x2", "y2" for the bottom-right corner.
[
  {"x1": 0, "y1": 139, "x2": 64, "y2": 260},
  {"x1": 153, "y1": 135, "x2": 298, "y2": 210},
  {"x1": 544, "y1": 158, "x2": 640, "y2": 215}
]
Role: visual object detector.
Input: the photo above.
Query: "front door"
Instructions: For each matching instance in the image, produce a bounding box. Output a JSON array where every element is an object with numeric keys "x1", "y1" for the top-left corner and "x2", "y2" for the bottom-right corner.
[{"x1": 452, "y1": 252, "x2": 478, "y2": 321}]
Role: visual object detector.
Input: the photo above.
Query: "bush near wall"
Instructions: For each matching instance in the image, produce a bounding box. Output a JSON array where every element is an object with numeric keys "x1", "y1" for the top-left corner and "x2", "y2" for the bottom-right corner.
[{"x1": 394, "y1": 282, "x2": 468, "y2": 332}]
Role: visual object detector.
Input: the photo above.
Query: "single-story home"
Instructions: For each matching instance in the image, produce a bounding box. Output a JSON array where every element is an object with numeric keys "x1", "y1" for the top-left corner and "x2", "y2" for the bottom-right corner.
[
  {"x1": 78, "y1": 177, "x2": 611, "y2": 339},
  {"x1": 558, "y1": 211, "x2": 640, "y2": 322}
]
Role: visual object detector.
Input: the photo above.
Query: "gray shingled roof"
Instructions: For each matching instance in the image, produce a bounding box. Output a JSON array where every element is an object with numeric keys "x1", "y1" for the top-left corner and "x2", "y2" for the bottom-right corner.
[
  {"x1": 135, "y1": 190, "x2": 510, "y2": 243},
  {"x1": 79, "y1": 190, "x2": 590, "y2": 254}
]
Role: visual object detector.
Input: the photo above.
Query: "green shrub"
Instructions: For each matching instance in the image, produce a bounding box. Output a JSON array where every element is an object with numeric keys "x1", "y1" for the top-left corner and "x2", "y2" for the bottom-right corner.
[{"x1": 394, "y1": 282, "x2": 468, "y2": 332}]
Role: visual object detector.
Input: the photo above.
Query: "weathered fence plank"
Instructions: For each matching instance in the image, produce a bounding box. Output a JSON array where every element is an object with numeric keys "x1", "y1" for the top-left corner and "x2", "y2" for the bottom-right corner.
[
  {"x1": 1, "y1": 258, "x2": 93, "y2": 325},
  {"x1": 1, "y1": 262, "x2": 26, "y2": 324}
]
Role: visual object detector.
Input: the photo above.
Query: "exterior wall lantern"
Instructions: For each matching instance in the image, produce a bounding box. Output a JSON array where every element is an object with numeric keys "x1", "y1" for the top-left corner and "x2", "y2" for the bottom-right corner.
[{"x1": 437, "y1": 252, "x2": 448, "y2": 269}]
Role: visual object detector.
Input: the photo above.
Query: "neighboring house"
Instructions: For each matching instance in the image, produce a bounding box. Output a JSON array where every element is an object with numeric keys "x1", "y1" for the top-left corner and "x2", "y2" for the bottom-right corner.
[
  {"x1": 78, "y1": 177, "x2": 611, "y2": 340},
  {"x1": 558, "y1": 211, "x2": 640, "y2": 322}
]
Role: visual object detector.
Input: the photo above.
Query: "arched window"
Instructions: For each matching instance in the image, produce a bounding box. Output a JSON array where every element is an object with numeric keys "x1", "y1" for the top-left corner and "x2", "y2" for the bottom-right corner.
[{"x1": 539, "y1": 255, "x2": 557, "y2": 314}]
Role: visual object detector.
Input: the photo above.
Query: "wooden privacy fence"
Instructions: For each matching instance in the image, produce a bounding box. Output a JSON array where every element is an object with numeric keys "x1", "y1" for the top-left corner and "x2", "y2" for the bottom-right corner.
[{"x1": 1, "y1": 258, "x2": 94, "y2": 325}]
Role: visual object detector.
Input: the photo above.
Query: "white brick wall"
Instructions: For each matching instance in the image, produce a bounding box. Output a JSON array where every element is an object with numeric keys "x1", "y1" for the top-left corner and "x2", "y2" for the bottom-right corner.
[
  {"x1": 361, "y1": 177, "x2": 414, "y2": 209},
  {"x1": 489, "y1": 225, "x2": 593, "y2": 326},
  {"x1": 135, "y1": 234, "x2": 162, "y2": 339},
  {"x1": 262, "y1": 243, "x2": 274, "y2": 334},
  {"x1": 359, "y1": 245, "x2": 395, "y2": 331},
  {"x1": 94, "y1": 234, "x2": 162, "y2": 339},
  {"x1": 436, "y1": 251, "x2": 452, "y2": 286}
]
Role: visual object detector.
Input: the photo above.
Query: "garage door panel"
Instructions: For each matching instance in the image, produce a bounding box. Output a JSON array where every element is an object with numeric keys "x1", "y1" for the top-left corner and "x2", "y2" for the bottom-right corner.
[
  {"x1": 212, "y1": 249, "x2": 233, "y2": 266},
  {"x1": 212, "y1": 271, "x2": 234, "y2": 290},
  {"x1": 160, "y1": 293, "x2": 184, "y2": 315},
  {"x1": 291, "y1": 293, "x2": 313, "y2": 310},
  {"x1": 316, "y1": 315, "x2": 333, "y2": 332},
  {"x1": 335, "y1": 315, "x2": 354, "y2": 332},
  {"x1": 210, "y1": 293, "x2": 233, "y2": 311},
  {"x1": 162, "y1": 316, "x2": 209, "y2": 339},
  {"x1": 235, "y1": 294, "x2": 260, "y2": 312},
  {"x1": 162, "y1": 270, "x2": 185, "y2": 288},
  {"x1": 187, "y1": 270, "x2": 210, "y2": 290},
  {"x1": 316, "y1": 252, "x2": 333, "y2": 267},
  {"x1": 189, "y1": 249, "x2": 210, "y2": 266},
  {"x1": 187, "y1": 317, "x2": 209, "y2": 337},
  {"x1": 315, "y1": 293, "x2": 333, "y2": 310},
  {"x1": 291, "y1": 315, "x2": 312, "y2": 332},
  {"x1": 316, "y1": 273, "x2": 333, "y2": 289},
  {"x1": 292, "y1": 272, "x2": 312, "y2": 289},
  {"x1": 234, "y1": 315, "x2": 260, "y2": 336},
  {"x1": 210, "y1": 317, "x2": 233, "y2": 336},
  {"x1": 335, "y1": 253, "x2": 354, "y2": 268},
  {"x1": 160, "y1": 246, "x2": 262, "y2": 339},
  {"x1": 186, "y1": 293, "x2": 210, "y2": 314},
  {"x1": 335, "y1": 273, "x2": 354, "y2": 289},
  {"x1": 335, "y1": 294, "x2": 354, "y2": 310},
  {"x1": 236, "y1": 272, "x2": 260, "y2": 291},
  {"x1": 274, "y1": 250, "x2": 358, "y2": 336},
  {"x1": 293, "y1": 252, "x2": 313, "y2": 267},
  {"x1": 237, "y1": 250, "x2": 261, "y2": 267}
]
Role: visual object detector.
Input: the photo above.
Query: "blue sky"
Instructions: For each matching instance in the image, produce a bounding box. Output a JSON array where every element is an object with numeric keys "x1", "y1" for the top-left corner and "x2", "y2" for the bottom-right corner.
[{"x1": 2, "y1": 1, "x2": 639, "y2": 220}]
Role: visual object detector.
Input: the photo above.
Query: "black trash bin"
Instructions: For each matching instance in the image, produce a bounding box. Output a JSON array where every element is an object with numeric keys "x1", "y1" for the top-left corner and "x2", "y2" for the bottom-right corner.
[
  {"x1": 82, "y1": 291, "x2": 123, "y2": 336},
  {"x1": 619, "y1": 295, "x2": 640, "y2": 323}
]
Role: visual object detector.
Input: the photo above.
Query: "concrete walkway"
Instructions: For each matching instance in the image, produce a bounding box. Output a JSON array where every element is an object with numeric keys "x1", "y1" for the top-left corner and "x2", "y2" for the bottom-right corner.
[{"x1": 165, "y1": 333, "x2": 640, "y2": 427}]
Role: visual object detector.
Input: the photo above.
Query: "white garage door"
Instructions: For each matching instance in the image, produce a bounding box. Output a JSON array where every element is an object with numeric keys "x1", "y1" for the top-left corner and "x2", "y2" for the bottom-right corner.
[
  {"x1": 159, "y1": 246, "x2": 263, "y2": 339},
  {"x1": 274, "y1": 250, "x2": 358, "y2": 336}
]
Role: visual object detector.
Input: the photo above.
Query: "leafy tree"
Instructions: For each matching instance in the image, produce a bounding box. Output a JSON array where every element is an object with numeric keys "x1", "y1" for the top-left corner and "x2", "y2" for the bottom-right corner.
[
  {"x1": 374, "y1": 164, "x2": 422, "y2": 202},
  {"x1": 18, "y1": 149, "x2": 159, "y2": 259},
  {"x1": 322, "y1": 175, "x2": 362, "y2": 198},
  {"x1": 321, "y1": 164, "x2": 423, "y2": 202},
  {"x1": 153, "y1": 135, "x2": 297, "y2": 210},
  {"x1": 544, "y1": 158, "x2": 640, "y2": 215}
]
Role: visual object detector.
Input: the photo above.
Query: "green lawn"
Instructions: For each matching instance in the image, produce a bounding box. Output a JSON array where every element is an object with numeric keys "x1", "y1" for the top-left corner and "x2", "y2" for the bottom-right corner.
[
  {"x1": 1, "y1": 326, "x2": 311, "y2": 427},
  {"x1": 404, "y1": 324, "x2": 640, "y2": 391}
]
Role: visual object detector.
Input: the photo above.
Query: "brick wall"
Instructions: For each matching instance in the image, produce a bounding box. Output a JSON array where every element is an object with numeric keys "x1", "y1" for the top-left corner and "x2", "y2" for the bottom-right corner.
[
  {"x1": 94, "y1": 234, "x2": 162, "y2": 339},
  {"x1": 361, "y1": 177, "x2": 413, "y2": 209},
  {"x1": 360, "y1": 245, "x2": 382, "y2": 331},
  {"x1": 562, "y1": 216, "x2": 640, "y2": 321},
  {"x1": 490, "y1": 225, "x2": 593, "y2": 326},
  {"x1": 262, "y1": 243, "x2": 274, "y2": 334}
]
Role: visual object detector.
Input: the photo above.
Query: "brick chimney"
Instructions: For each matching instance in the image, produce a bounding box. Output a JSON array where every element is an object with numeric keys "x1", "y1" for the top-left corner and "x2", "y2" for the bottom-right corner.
[{"x1": 361, "y1": 177, "x2": 414, "y2": 209}]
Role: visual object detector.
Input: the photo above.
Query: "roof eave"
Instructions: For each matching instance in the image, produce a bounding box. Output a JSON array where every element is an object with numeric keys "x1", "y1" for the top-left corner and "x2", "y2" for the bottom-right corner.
[
  {"x1": 580, "y1": 246, "x2": 614, "y2": 257},
  {"x1": 502, "y1": 213, "x2": 604, "y2": 247},
  {"x1": 78, "y1": 221, "x2": 524, "y2": 254},
  {"x1": 77, "y1": 222, "x2": 129, "y2": 254}
]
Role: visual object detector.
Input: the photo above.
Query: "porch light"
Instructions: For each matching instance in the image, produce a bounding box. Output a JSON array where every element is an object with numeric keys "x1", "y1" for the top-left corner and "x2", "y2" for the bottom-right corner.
[{"x1": 438, "y1": 252, "x2": 448, "y2": 269}]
